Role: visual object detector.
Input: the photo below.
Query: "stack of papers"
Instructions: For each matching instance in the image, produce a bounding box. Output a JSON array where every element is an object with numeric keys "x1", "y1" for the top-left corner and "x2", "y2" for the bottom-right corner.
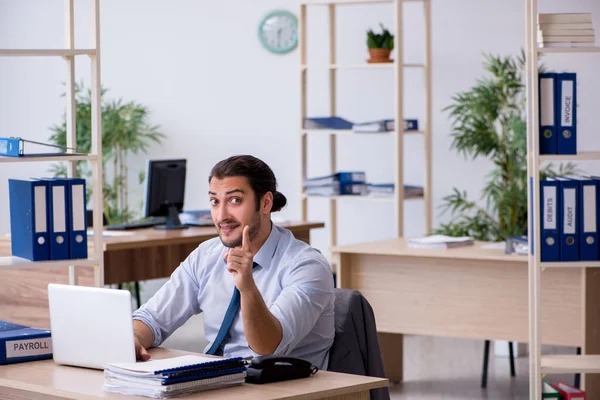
[
  {"x1": 407, "y1": 234, "x2": 474, "y2": 249},
  {"x1": 103, "y1": 355, "x2": 247, "y2": 399},
  {"x1": 537, "y1": 13, "x2": 595, "y2": 47}
]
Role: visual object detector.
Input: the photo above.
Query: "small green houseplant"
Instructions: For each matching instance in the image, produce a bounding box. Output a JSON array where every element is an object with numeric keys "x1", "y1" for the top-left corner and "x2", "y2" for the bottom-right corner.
[{"x1": 367, "y1": 23, "x2": 394, "y2": 63}]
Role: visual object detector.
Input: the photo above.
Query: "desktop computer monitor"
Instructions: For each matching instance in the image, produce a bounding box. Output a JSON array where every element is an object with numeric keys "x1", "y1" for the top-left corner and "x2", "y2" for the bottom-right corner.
[{"x1": 143, "y1": 158, "x2": 188, "y2": 230}]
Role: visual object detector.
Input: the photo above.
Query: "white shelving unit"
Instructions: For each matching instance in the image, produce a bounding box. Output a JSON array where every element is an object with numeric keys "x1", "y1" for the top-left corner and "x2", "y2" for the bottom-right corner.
[
  {"x1": 526, "y1": 2, "x2": 600, "y2": 398},
  {"x1": 299, "y1": 0, "x2": 433, "y2": 257},
  {"x1": 0, "y1": 0, "x2": 104, "y2": 288}
]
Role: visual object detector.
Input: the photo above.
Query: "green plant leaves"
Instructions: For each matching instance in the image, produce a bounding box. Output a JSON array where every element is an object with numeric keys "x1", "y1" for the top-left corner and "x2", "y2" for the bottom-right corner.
[
  {"x1": 366, "y1": 23, "x2": 394, "y2": 49},
  {"x1": 436, "y1": 50, "x2": 577, "y2": 242},
  {"x1": 48, "y1": 81, "x2": 165, "y2": 225}
]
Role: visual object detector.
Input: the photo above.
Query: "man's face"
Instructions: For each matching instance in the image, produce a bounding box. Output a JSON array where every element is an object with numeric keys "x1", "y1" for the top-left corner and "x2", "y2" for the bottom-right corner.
[{"x1": 209, "y1": 176, "x2": 261, "y2": 248}]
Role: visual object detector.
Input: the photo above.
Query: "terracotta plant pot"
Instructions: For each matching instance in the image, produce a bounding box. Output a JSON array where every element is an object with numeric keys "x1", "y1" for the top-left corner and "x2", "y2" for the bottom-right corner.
[{"x1": 367, "y1": 48, "x2": 392, "y2": 63}]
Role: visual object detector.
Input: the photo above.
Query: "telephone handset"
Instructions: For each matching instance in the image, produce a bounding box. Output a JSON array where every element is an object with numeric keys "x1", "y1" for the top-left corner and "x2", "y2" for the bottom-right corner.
[{"x1": 245, "y1": 355, "x2": 319, "y2": 384}]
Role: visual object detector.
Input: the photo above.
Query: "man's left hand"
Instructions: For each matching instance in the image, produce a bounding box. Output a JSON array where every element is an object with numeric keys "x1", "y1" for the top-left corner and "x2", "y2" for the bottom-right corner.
[{"x1": 225, "y1": 225, "x2": 256, "y2": 293}]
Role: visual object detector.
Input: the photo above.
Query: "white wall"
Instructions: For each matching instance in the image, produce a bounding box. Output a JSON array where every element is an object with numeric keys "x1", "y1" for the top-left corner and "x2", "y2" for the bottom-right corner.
[{"x1": 1, "y1": 0, "x2": 600, "y2": 261}]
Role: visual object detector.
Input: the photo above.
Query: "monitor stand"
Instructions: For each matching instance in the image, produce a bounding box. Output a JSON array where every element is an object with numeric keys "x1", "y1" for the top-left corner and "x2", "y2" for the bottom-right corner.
[{"x1": 154, "y1": 205, "x2": 189, "y2": 230}]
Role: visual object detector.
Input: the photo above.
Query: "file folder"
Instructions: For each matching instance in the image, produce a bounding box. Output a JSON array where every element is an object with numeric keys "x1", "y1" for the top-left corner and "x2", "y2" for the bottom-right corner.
[
  {"x1": 66, "y1": 178, "x2": 88, "y2": 259},
  {"x1": 558, "y1": 178, "x2": 580, "y2": 261},
  {"x1": 303, "y1": 117, "x2": 353, "y2": 130},
  {"x1": 557, "y1": 73, "x2": 577, "y2": 155},
  {"x1": 8, "y1": 179, "x2": 50, "y2": 261},
  {"x1": 542, "y1": 380, "x2": 560, "y2": 399},
  {"x1": 550, "y1": 381, "x2": 586, "y2": 399},
  {"x1": 0, "y1": 137, "x2": 82, "y2": 157},
  {"x1": 304, "y1": 171, "x2": 366, "y2": 187},
  {"x1": 579, "y1": 177, "x2": 599, "y2": 261},
  {"x1": 538, "y1": 73, "x2": 558, "y2": 155},
  {"x1": 41, "y1": 178, "x2": 70, "y2": 261},
  {"x1": 540, "y1": 179, "x2": 560, "y2": 261},
  {"x1": 0, "y1": 320, "x2": 52, "y2": 365}
]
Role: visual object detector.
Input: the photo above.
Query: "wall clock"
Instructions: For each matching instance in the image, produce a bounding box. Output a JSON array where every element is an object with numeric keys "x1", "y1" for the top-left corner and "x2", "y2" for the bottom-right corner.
[{"x1": 258, "y1": 10, "x2": 298, "y2": 54}]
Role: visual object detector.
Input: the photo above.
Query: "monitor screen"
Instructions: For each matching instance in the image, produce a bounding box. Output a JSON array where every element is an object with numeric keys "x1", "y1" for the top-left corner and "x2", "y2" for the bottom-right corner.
[{"x1": 143, "y1": 159, "x2": 187, "y2": 229}]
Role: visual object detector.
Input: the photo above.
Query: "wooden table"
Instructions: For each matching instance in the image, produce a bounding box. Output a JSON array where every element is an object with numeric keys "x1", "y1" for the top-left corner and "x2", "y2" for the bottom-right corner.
[
  {"x1": 0, "y1": 347, "x2": 388, "y2": 399},
  {"x1": 0, "y1": 221, "x2": 324, "y2": 328},
  {"x1": 332, "y1": 238, "x2": 600, "y2": 394}
]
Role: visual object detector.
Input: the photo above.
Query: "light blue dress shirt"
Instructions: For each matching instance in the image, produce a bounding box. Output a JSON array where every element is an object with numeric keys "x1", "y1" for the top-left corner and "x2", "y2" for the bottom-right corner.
[{"x1": 132, "y1": 223, "x2": 335, "y2": 370}]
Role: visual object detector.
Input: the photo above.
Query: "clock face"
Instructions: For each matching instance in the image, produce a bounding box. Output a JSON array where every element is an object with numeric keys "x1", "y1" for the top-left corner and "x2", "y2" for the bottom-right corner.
[{"x1": 258, "y1": 10, "x2": 298, "y2": 54}]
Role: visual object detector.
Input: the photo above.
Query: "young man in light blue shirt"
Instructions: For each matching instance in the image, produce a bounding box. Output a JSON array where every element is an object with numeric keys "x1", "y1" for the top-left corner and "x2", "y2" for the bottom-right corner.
[{"x1": 132, "y1": 155, "x2": 335, "y2": 370}]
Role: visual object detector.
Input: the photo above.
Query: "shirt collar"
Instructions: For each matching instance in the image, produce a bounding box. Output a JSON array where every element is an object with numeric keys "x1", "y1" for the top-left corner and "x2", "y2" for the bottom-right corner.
[
  {"x1": 252, "y1": 222, "x2": 279, "y2": 270},
  {"x1": 220, "y1": 221, "x2": 280, "y2": 270}
]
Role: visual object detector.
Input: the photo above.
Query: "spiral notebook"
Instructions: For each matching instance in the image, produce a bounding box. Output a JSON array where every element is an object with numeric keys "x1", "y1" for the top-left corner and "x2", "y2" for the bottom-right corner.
[{"x1": 103, "y1": 355, "x2": 247, "y2": 399}]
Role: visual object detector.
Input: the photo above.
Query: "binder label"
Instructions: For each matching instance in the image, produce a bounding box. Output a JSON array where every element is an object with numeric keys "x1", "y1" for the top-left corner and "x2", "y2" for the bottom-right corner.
[
  {"x1": 541, "y1": 77, "x2": 555, "y2": 125},
  {"x1": 52, "y1": 187, "x2": 66, "y2": 233},
  {"x1": 584, "y1": 185, "x2": 597, "y2": 233},
  {"x1": 34, "y1": 186, "x2": 47, "y2": 233},
  {"x1": 72, "y1": 184, "x2": 85, "y2": 231},
  {"x1": 564, "y1": 188, "x2": 576, "y2": 234},
  {"x1": 561, "y1": 80, "x2": 574, "y2": 127},
  {"x1": 6, "y1": 337, "x2": 52, "y2": 358},
  {"x1": 543, "y1": 186, "x2": 556, "y2": 229}
]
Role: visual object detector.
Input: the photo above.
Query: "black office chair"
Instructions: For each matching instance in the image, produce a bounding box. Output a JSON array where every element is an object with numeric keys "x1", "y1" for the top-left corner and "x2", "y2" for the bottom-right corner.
[{"x1": 481, "y1": 340, "x2": 516, "y2": 388}]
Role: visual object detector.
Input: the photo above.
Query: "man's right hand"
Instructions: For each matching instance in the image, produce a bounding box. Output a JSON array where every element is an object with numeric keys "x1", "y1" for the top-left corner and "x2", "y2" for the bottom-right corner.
[
  {"x1": 133, "y1": 320, "x2": 153, "y2": 361},
  {"x1": 135, "y1": 337, "x2": 151, "y2": 361}
]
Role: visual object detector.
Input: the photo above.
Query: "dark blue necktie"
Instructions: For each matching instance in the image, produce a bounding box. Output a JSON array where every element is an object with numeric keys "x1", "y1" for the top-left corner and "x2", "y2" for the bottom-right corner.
[{"x1": 205, "y1": 261, "x2": 257, "y2": 356}]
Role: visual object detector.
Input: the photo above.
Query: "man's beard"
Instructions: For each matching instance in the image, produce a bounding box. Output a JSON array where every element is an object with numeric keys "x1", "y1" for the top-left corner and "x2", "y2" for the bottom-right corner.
[{"x1": 219, "y1": 212, "x2": 261, "y2": 248}]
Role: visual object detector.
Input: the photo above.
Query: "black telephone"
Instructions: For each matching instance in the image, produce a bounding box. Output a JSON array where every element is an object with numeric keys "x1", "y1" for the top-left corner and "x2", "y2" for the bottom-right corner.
[{"x1": 245, "y1": 355, "x2": 319, "y2": 384}]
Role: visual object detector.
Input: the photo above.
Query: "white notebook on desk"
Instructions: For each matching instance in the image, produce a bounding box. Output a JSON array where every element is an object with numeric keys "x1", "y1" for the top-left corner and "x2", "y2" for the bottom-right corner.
[
  {"x1": 103, "y1": 355, "x2": 247, "y2": 399},
  {"x1": 407, "y1": 234, "x2": 474, "y2": 249}
]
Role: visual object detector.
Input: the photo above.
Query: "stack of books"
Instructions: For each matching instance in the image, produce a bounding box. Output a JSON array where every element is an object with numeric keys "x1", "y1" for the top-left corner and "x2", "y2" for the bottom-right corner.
[
  {"x1": 407, "y1": 234, "x2": 474, "y2": 249},
  {"x1": 538, "y1": 13, "x2": 595, "y2": 47},
  {"x1": 103, "y1": 355, "x2": 247, "y2": 398},
  {"x1": 304, "y1": 171, "x2": 367, "y2": 196}
]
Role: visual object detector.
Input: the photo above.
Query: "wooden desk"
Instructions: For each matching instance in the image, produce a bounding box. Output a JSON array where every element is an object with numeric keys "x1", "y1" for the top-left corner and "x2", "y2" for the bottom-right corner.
[
  {"x1": 332, "y1": 238, "x2": 600, "y2": 393},
  {"x1": 0, "y1": 221, "x2": 324, "y2": 328},
  {"x1": 0, "y1": 347, "x2": 388, "y2": 400}
]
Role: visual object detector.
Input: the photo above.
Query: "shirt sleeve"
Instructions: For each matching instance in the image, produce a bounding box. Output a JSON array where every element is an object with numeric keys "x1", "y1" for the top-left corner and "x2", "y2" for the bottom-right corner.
[
  {"x1": 258, "y1": 256, "x2": 334, "y2": 356},
  {"x1": 132, "y1": 246, "x2": 203, "y2": 348}
]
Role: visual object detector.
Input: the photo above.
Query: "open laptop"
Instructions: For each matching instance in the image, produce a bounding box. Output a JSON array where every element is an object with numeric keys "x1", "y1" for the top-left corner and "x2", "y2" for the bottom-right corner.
[{"x1": 47, "y1": 283, "x2": 137, "y2": 369}]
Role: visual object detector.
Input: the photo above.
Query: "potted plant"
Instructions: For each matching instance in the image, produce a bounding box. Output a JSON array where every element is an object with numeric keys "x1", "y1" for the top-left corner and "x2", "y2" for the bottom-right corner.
[
  {"x1": 434, "y1": 50, "x2": 579, "y2": 243},
  {"x1": 48, "y1": 82, "x2": 165, "y2": 226},
  {"x1": 367, "y1": 23, "x2": 394, "y2": 63}
]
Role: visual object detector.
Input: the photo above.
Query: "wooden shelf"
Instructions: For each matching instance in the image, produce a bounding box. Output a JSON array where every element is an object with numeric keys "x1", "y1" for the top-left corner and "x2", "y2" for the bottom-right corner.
[
  {"x1": 301, "y1": 0, "x2": 423, "y2": 6},
  {"x1": 303, "y1": 194, "x2": 423, "y2": 201},
  {"x1": 542, "y1": 355, "x2": 600, "y2": 374},
  {"x1": 0, "y1": 256, "x2": 99, "y2": 271},
  {"x1": 0, "y1": 49, "x2": 96, "y2": 57},
  {"x1": 0, "y1": 154, "x2": 98, "y2": 163},
  {"x1": 302, "y1": 130, "x2": 423, "y2": 136},
  {"x1": 538, "y1": 47, "x2": 600, "y2": 54},
  {"x1": 540, "y1": 261, "x2": 600, "y2": 268},
  {"x1": 302, "y1": 0, "x2": 422, "y2": 5},
  {"x1": 301, "y1": 63, "x2": 424, "y2": 70},
  {"x1": 538, "y1": 151, "x2": 600, "y2": 162}
]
